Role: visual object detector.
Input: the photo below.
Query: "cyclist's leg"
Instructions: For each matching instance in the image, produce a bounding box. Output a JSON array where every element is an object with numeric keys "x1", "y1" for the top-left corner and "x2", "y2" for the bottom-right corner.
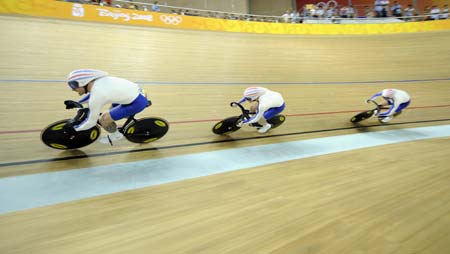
[
  {"x1": 100, "y1": 94, "x2": 148, "y2": 143},
  {"x1": 107, "y1": 94, "x2": 149, "y2": 124},
  {"x1": 258, "y1": 103, "x2": 285, "y2": 133},
  {"x1": 262, "y1": 103, "x2": 285, "y2": 121},
  {"x1": 394, "y1": 100, "x2": 411, "y2": 116}
]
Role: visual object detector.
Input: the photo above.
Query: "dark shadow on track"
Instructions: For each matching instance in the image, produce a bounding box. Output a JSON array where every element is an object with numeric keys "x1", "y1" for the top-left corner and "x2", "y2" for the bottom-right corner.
[{"x1": 1, "y1": 118, "x2": 449, "y2": 168}]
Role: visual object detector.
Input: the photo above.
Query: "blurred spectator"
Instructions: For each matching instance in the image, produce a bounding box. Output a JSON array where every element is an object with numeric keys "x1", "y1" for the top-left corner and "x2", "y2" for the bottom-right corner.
[
  {"x1": 374, "y1": 0, "x2": 389, "y2": 17},
  {"x1": 126, "y1": 0, "x2": 138, "y2": 10},
  {"x1": 151, "y1": 1, "x2": 160, "y2": 12},
  {"x1": 391, "y1": 1, "x2": 402, "y2": 17},
  {"x1": 404, "y1": 4, "x2": 416, "y2": 21},
  {"x1": 314, "y1": 5, "x2": 325, "y2": 18},
  {"x1": 291, "y1": 9, "x2": 301, "y2": 23},
  {"x1": 430, "y1": 5, "x2": 441, "y2": 20},
  {"x1": 440, "y1": 4, "x2": 449, "y2": 19},
  {"x1": 423, "y1": 6, "x2": 431, "y2": 20},
  {"x1": 282, "y1": 10, "x2": 291, "y2": 23},
  {"x1": 364, "y1": 5, "x2": 374, "y2": 18},
  {"x1": 347, "y1": 5, "x2": 355, "y2": 18},
  {"x1": 339, "y1": 5, "x2": 348, "y2": 18},
  {"x1": 301, "y1": 5, "x2": 312, "y2": 19},
  {"x1": 326, "y1": 6, "x2": 336, "y2": 19}
]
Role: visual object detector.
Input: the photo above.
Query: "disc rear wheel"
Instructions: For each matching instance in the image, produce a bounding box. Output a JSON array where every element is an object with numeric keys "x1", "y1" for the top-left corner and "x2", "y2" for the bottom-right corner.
[{"x1": 123, "y1": 117, "x2": 169, "y2": 143}]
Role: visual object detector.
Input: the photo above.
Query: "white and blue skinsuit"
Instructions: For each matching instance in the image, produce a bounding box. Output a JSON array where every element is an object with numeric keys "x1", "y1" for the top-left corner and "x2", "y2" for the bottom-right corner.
[
  {"x1": 74, "y1": 76, "x2": 148, "y2": 131},
  {"x1": 369, "y1": 89, "x2": 411, "y2": 117},
  {"x1": 238, "y1": 89, "x2": 285, "y2": 124}
]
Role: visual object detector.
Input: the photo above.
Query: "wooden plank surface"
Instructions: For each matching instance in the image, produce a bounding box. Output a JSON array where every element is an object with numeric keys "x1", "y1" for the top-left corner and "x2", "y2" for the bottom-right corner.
[{"x1": 0, "y1": 15, "x2": 449, "y2": 254}]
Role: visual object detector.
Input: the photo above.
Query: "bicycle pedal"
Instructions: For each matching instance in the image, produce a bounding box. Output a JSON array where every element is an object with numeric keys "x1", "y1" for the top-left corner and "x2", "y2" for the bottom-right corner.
[{"x1": 250, "y1": 123, "x2": 263, "y2": 128}]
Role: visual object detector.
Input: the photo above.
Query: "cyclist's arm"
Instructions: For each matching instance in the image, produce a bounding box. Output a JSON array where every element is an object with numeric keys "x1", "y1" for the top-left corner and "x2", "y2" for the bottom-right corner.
[{"x1": 78, "y1": 94, "x2": 90, "y2": 104}]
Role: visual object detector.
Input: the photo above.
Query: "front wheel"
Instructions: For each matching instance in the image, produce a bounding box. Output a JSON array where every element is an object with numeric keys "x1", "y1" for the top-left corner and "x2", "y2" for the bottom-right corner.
[
  {"x1": 122, "y1": 117, "x2": 169, "y2": 143},
  {"x1": 40, "y1": 119, "x2": 101, "y2": 150},
  {"x1": 212, "y1": 116, "x2": 241, "y2": 135},
  {"x1": 350, "y1": 110, "x2": 375, "y2": 123}
]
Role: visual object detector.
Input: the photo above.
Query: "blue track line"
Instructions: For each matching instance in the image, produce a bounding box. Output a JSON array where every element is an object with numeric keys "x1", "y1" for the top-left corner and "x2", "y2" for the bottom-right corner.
[{"x1": 0, "y1": 77, "x2": 449, "y2": 85}]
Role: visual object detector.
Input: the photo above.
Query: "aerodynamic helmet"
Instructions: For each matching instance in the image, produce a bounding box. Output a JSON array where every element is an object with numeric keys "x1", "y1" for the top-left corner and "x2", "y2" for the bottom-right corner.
[{"x1": 67, "y1": 69, "x2": 108, "y2": 89}]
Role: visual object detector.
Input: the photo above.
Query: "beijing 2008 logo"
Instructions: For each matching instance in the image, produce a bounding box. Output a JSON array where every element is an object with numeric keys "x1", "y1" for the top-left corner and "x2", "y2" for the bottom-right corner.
[
  {"x1": 160, "y1": 15, "x2": 182, "y2": 25},
  {"x1": 72, "y1": 3, "x2": 85, "y2": 17}
]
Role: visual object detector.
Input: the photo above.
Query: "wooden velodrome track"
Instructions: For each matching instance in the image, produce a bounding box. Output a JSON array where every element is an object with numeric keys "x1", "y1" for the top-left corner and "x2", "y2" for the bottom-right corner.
[{"x1": 0, "y1": 15, "x2": 450, "y2": 253}]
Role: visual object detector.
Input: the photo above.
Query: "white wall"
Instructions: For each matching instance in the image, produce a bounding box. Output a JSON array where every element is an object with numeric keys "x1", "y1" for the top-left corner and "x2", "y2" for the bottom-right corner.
[{"x1": 249, "y1": 0, "x2": 293, "y2": 16}]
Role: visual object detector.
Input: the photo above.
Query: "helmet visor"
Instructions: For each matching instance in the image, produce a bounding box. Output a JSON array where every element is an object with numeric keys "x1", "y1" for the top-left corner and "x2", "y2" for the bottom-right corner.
[{"x1": 68, "y1": 81, "x2": 79, "y2": 90}]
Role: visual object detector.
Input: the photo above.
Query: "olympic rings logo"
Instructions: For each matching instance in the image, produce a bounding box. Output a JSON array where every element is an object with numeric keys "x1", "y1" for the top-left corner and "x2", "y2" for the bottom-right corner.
[{"x1": 160, "y1": 15, "x2": 183, "y2": 25}]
